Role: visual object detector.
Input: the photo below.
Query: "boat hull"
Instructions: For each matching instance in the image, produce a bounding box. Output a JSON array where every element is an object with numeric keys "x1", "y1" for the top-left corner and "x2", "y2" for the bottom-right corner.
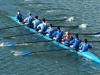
[{"x1": 10, "y1": 16, "x2": 100, "y2": 63}]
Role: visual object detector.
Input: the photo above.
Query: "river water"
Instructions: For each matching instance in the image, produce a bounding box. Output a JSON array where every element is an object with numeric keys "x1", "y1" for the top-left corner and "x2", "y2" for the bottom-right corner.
[{"x1": 0, "y1": 0, "x2": 100, "y2": 75}]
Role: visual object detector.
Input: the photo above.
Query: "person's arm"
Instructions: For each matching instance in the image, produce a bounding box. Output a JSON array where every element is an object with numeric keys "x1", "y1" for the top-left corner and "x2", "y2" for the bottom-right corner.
[
  {"x1": 37, "y1": 23, "x2": 42, "y2": 28},
  {"x1": 69, "y1": 39, "x2": 75, "y2": 45},
  {"x1": 16, "y1": 15, "x2": 18, "y2": 20},
  {"x1": 52, "y1": 31, "x2": 57, "y2": 37},
  {"x1": 78, "y1": 44, "x2": 84, "y2": 52},
  {"x1": 22, "y1": 15, "x2": 24, "y2": 20},
  {"x1": 88, "y1": 44, "x2": 92, "y2": 48}
]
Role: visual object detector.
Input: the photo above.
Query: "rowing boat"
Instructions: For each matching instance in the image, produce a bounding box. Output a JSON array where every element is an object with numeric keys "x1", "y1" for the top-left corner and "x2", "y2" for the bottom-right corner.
[{"x1": 10, "y1": 16, "x2": 100, "y2": 63}]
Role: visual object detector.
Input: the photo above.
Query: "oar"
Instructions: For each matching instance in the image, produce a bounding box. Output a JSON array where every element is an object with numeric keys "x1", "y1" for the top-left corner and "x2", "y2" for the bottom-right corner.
[
  {"x1": 0, "y1": 33, "x2": 36, "y2": 39},
  {"x1": 47, "y1": 16, "x2": 74, "y2": 22},
  {"x1": 53, "y1": 25, "x2": 80, "y2": 28},
  {"x1": 1, "y1": 10, "x2": 68, "y2": 22},
  {"x1": 52, "y1": 23, "x2": 88, "y2": 28},
  {"x1": 87, "y1": 40, "x2": 100, "y2": 42},
  {"x1": 70, "y1": 32, "x2": 100, "y2": 35},
  {"x1": 6, "y1": 40, "x2": 53, "y2": 46},
  {"x1": 5, "y1": 39, "x2": 100, "y2": 46},
  {"x1": 46, "y1": 18, "x2": 68, "y2": 21},
  {"x1": 0, "y1": 24, "x2": 88, "y2": 31},
  {"x1": 0, "y1": 25, "x2": 76, "y2": 30},
  {"x1": 12, "y1": 48, "x2": 68, "y2": 55},
  {"x1": 0, "y1": 25, "x2": 24, "y2": 30}
]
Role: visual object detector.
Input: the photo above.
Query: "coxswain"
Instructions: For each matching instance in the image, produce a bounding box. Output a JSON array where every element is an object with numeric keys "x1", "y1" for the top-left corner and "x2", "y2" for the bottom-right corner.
[
  {"x1": 32, "y1": 16, "x2": 40, "y2": 29},
  {"x1": 52, "y1": 26, "x2": 63, "y2": 42},
  {"x1": 37, "y1": 18, "x2": 48, "y2": 33},
  {"x1": 62, "y1": 31, "x2": 74, "y2": 46},
  {"x1": 46, "y1": 24, "x2": 56, "y2": 38},
  {"x1": 79, "y1": 39, "x2": 92, "y2": 52},
  {"x1": 16, "y1": 10, "x2": 24, "y2": 22},
  {"x1": 23, "y1": 12, "x2": 34, "y2": 28},
  {"x1": 70, "y1": 33, "x2": 81, "y2": 50}
]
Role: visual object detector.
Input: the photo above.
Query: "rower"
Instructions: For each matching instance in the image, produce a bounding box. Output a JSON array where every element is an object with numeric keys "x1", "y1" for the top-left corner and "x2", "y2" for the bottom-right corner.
[
  {"x1": 79, "y1": 39, "x2": 92, "y2": 52},
  {"x1": 70, "y1": 33, "x2": 81, "y2": 50},
  {"x1": 32, "y1": 16, "x2": 40, "y2": 29},
  {"x1": 46, "y1": 24, "x2": 56, "y2": 38},
  {"x1": 16, "y1": 10, "x2": 24, "y2": 22},
  {"x1": 23, "y1": 12, "x2": 34, "y2": 28},
  {"x1": 37, "y1": 18, "x2": 48, "y2": 33},
  {"x1": 62, "y1": 31, "x2": 74, "y2": 46},
  {"x1": 52, "y1": 26, "x2": 63, "y2": 42}
]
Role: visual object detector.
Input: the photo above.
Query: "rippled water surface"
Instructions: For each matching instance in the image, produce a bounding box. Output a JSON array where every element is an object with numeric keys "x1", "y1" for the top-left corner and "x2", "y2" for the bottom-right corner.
[{"x1": 0, "y1": 0, "x2": 100, "y2": 75}]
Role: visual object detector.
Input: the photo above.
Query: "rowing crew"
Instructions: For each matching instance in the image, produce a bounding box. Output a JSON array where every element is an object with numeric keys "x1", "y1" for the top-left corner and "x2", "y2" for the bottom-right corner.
[{"x1": 16, "y1": 10, "x2": 92, "y2": 52}]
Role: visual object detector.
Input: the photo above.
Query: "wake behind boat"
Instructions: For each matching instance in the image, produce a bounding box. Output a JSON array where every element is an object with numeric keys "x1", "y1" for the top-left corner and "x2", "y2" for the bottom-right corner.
[{"x1": 10, "y1": 16, "x2": 100, "y2": 64}]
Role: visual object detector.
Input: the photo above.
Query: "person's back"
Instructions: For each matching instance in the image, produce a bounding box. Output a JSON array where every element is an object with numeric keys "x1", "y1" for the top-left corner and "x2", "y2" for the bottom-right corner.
[
  {"x1": 72, "y1": 38, "x2": 81, "y2": 48},
  {"x1": 70, "y1": 34, "x2": 81, "y2": 49},
  {"x1": 32, "y1": 16, "x2": 40, "y2": 29},
  {"x1": 46, "y1": 24, "x2": 56, "y2": 37},
  {"x1": 16, "y1": 10, "x2": 23, "y2": 22},
  {"x1": 79, "y1": 39, "x2": 92, "y2": 52},
  {"x1": 41, "y1": 22, "x2": 48, "y2": 32},
  {"x1": 24, "y1": 12, "x2": 33, "y2": 25},
  {"x1": 56, "y1": 30, "x2": 63, "y2": 41},
  {"x1": 53, "y1": 26, "x2": 63, "y2": 42},
  {"x1": 37, "y1": 18, "x2": 48, "y2": 33}
]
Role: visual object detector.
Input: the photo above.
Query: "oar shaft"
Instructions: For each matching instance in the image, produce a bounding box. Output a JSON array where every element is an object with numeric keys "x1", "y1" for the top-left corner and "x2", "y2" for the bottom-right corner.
[
  {"x1": 13, "y1": 40, "x2": 100, "y2": 45},
  {"x1": 0, "y1": 25, "x2": 75, "y2": 30},
  {"x1": 70, "y1": 33, "x2": 94, "y2": 35},
  {"x1": 0, "y1": 24, "x2": 33, "y2": 30},
  {"x1": 21, "y1": 48, "x2": 69, "y2": 55},
  {"x1": 53, "y1": 26, "x2": 75, "y2": 28},
  {"x1": 0, "y1": 26, "x2": 20, "y2": 30},
  {"x1": 81, "y1": 40, "x2": 100, "y2": 42},
  {"x1": 16, "y1": 40, "x2": 53, "y2": 44},
  {"x1": 31, "y1": 49, "x2": 68, "y2": 54},
  {"x1": 1, "y1": 33, "x2": 35, "y2": 39}
]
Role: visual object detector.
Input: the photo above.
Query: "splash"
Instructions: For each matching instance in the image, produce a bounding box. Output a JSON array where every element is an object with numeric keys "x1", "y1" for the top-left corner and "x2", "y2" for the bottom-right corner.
[
  {"x1": 79, "y1": 24, "x2": 87, "y2": 28},
  {"x1": 92, "y1": 35, "x2": 100, "y2": 37},
  {"x1": 66, "y1": 17, "x2": 74, "y2": 22},
  {"x1": 11, "y1": 50, "x2": 22, "y2": 56},
  {"x1": 16, "y1": 43, "x2": 29, "y2": 46},
  {"x1": 46, "y1": 10, "x2": 54, "y2": 13},
  {"x1": 0, "y1": 43, "x2": 5, "y2": 47}
]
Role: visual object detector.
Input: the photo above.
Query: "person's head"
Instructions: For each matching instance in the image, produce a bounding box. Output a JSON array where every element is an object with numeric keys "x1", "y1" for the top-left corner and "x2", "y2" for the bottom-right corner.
[
  {"x1": 17, "y1": 10, "x2": 20, "y2": 14},
  {"x1": 57, "y1": 26, "x2": 60, "y2": 30},
  {"x1": 35, "y1": 16, "x2": 38, "y2": 19},
  {"x1": 49, "y1": 24, "x2": 53, "y2": 28},
  {"x1": 28, "y1": 12, "x2": 32, "y2": 16},
  {"x1": 66, "y1": 31, "x2": 70, "y2": 35},
  {"x1": 42, "y1": 18, "x2": 45, "y2": 22},
  {"x1": 75, "y1": 33, "x2": 79, "y2": 38},
  {"x1": 84, "y1": 39, "x2": 87, "y2": 43}
]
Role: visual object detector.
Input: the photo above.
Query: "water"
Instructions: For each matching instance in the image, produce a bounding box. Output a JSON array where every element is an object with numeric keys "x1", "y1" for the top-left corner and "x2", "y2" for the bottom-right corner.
[{"x1": 0, "y1": 0, "x2": 100, "y2": 75}]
